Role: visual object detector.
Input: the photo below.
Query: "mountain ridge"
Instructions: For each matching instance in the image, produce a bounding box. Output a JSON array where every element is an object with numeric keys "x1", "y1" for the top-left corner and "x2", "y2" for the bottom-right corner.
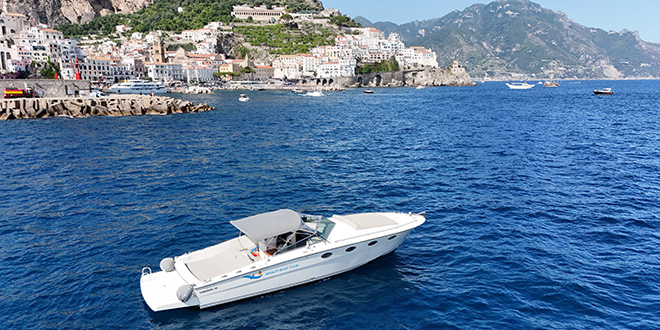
[{"x1": 355, "y1": 0, "x2": 660, "y2": 79}]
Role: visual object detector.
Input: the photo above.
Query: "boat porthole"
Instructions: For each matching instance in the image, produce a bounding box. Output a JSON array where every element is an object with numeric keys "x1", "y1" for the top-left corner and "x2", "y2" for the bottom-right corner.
[
  {"x1": 368, "y1": 241, "x2": 378, "y2": 246},
  {"x1": 388, "y1": 235, "x2": 397, "y2": 240},
  {"x1": 321, "y1": 252, "x2": 332, "y2": 258},
  {"x1": 346, "y1": 246, "x2": 356, "y2": 252}
]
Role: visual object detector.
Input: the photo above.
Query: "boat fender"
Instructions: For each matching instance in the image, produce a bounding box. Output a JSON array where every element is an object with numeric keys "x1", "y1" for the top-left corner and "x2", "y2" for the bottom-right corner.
[
  {"x1": 160, "y1": 257, "x2": 175, "y2": 272},
  {"x1": 177, "y1": 285, "x2": 194, "y2": 303}
]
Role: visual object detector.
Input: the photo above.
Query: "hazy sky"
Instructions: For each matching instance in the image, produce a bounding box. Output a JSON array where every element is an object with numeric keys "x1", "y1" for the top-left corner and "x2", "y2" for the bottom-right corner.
[{"x1": 322, "y1": 0, "x2": 660, "y2": 44}]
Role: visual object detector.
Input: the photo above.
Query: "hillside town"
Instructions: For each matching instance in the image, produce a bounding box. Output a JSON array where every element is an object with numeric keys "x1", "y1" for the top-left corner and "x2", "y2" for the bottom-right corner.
[{"x1": 0, "y1": 6, "x2": 443, "y2": 85}]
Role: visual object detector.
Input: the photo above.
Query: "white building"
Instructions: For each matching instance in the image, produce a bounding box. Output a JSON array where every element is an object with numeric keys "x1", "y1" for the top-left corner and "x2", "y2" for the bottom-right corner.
[
  {"x1": 183, "y1": 64, "x2": 215, "y2": 82},
  {"x1": 395, "y1": 46, "x2": 438, "y2": 68},
  {"x1": 181, "y1": 28, "x2": 216, "y2": 43},
  {"x1": 145, "y1": 62, "x2": 183, "y2": 82},
  {"x1": 317, "y1": 57, "x2": 355, "y2": 78},
  {"x1": 1, "y1": 12, "x2": 31, "y2": 36},
  {"x1": 231, "y1": 5, "x2": 286, "y2": 22}
]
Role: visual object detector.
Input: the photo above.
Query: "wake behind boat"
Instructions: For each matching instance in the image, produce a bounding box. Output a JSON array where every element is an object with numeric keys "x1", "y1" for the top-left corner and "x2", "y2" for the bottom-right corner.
[
  {"x1": 140, "y1": 209, "x2": 425, "y2": 312},
  {"x1": 106, "y1": 79, "x2": 167, "y2": 94},
  {"x1": 506, "y1": 82, "x2": 535, "y2": 90}
]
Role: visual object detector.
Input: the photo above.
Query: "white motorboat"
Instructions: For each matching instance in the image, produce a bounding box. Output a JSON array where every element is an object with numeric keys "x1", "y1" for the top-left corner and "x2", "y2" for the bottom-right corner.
[
  {"x1": 506, "y1": 82, "x2": 535, "y2": 90},
  {"x1": 105, "y1": 79, "x2": 167, "y2": 94},
  {"x1": 140, "y1": 209, "x2": 425, "y2": 312},
  {"x1": 306, "y1": 90, "x2": 324, "y2": 97},
  {"x1": 416, "y1": 86, "x2": 426, "y2": 90},
  {"x1": 238, "y1": 94, "x2": 250, "y2": 102}
]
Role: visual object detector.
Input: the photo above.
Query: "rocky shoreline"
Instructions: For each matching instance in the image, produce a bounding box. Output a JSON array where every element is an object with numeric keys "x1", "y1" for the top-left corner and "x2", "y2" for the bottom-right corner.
[{"x1": 0, "y1": 95, "x2": 215, "y2": 120}]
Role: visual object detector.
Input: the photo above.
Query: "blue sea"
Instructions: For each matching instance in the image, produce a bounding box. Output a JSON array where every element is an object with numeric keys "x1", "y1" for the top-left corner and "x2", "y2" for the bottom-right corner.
[{"x1": 1, "y1": 80, "x2": 659, "y2": 329}]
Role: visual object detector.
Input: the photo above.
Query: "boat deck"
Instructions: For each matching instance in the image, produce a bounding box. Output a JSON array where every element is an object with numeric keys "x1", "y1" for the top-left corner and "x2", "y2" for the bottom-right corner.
[
  {"x1": 332, "y1": 213, "x2": 398, "y2": 230},
  {"x1": 182, "y1": 235, "x2": 256, "y2": 281}
]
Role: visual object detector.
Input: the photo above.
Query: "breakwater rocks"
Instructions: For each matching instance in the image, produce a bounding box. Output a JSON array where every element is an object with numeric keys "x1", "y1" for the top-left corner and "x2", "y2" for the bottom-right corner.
[{"x1": 0, "y1": 95, "x2": 216, "y2": 120}]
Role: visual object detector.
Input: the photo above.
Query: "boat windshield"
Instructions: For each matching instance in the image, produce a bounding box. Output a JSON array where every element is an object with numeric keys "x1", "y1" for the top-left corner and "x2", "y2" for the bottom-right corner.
[{"x1": 269, "y1": 215, "x2": 335, "y2": 255}]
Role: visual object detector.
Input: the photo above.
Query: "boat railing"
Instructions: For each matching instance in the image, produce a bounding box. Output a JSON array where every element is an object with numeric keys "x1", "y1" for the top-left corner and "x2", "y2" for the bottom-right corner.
[{"x1": 141, "y1": 267, "x2": 152, "y2": 278}]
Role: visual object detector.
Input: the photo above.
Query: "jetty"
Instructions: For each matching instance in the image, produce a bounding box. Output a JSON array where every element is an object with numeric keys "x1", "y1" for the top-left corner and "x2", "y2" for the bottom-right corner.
[{"x1": 0, "y1": 95, "x2": 215, "y2": 120}]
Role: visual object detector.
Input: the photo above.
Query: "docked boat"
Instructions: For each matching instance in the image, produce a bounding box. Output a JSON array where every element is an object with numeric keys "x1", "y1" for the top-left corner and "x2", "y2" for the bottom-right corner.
[
  {"x1": 238, "y1": 94, "x2": 250, "y2": 102},
  {"x1": 140, "y1": 209, "x2": 425, "y2": 312},
  {"x1": 306, "y1": 90, "x2": 324, "y2": 97},
  {"x1": 593, "y1": 88, "x2": 614, "y2": 95},
  {"x1": 363, "y1": 89, "x2": 374, "y2": 94},
  {"x1": 506, "y1": 82, "x2": 535, "y2": 90},
  {"x1": 105, "y1": 80, "x2": 167, "y2": 94},
  {"x1": 543, "y1": 81, "x2": 560, "y2": 87}
]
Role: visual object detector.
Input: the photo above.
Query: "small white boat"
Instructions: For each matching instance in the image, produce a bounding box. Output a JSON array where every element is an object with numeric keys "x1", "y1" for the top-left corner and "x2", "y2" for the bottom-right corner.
[
  {"x1": 140, "y1": 209, "x2": 425, "y2": 312},
  {"x1": 106, "y1": 79, "x2": 167, "y2": 94},
  {"x1": 593, "y1": 88, "x2": 614, "y2": 95},
  {"x1": 306, "y1": 90, "x2": 324, "y2": 97},
  {"x1": 506, "y1": 82, "x2": 535, "y2": 90},
  {"x1": 416, "y1": 86, "x2": 426, "y2": 90},
  {"x1": 363, "y1": 89, "x2": 374, "y2": 94},
  {"x1": 238, "y1": 94, "x2": 250, "y2": 102}
]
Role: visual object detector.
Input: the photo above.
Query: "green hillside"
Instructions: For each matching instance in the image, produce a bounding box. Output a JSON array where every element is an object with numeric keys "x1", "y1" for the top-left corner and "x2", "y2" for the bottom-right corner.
[{"x1": 59, "y1": 0, "x2": 323, "y2": 36}]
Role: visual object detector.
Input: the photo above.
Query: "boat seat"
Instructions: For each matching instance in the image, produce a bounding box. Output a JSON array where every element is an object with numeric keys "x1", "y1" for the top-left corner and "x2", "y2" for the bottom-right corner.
[
  {"x1": 184, "y1": 236, "x2": 254, "y2": 281},
  {"x1": 333, "y1": 213, "x2": 397, "y2": 230}
]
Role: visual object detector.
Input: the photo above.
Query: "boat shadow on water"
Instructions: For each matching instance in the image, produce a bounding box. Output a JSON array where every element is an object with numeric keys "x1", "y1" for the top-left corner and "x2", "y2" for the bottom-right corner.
[{"x1": 145, "y1": 253, "x2": 407, "y2": 326}]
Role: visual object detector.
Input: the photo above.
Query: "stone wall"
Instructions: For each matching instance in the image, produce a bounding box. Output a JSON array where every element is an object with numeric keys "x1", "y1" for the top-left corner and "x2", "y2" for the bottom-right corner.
[
  {"x1": 287, "y1": 66, "x2": 475, "y2": 89},
  {"x1": 0, "y1": 95, "x2": 215, "y2": 120},
  {"x1": 0, "y1": 79, "x2": 91, "y2": 98}
]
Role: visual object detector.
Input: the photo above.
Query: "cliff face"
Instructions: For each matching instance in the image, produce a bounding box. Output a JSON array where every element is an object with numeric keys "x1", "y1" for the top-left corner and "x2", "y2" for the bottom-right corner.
[{"x1": 1, "y1": 0, "x2": 152, "y2": 25}]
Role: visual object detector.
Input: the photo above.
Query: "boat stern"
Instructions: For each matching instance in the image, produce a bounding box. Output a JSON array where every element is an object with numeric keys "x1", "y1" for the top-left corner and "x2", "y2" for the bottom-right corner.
[{"x1": 140, "y1": 267, "x2": 200, "y2": 312}]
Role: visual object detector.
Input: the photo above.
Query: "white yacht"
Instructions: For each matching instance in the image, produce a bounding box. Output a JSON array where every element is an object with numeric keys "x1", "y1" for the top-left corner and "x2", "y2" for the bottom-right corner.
[
  {"x1": 106, "y1": 80, "x2": 167, "y2": 94},
  {"x1": 238, "y1": 94, "x2": 250, "y2": 102},
  {"x1": 140, "y1": 209, "x2": 425, "y2": 312},
  {"x1": 506, "y1": 82, "x2": 535, "y2": 90},
  {"x1": 306, "y1": 90, "x2": 324, "y2": 97}
]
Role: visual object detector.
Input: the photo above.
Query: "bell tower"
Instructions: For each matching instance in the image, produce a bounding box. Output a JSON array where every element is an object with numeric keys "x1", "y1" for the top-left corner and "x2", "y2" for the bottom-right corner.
[{"x1": 152, "y1": 34, "x2": 166, "y2": 63}]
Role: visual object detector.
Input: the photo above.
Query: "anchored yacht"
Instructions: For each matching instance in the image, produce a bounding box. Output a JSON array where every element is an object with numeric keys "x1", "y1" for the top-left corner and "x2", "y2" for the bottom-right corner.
[
  {"x1": 140, "y1": 209, "x2": 425, "y2": 312},
  {"x1": 106, "y1": 80, "x2": 167, "y2": 94}
]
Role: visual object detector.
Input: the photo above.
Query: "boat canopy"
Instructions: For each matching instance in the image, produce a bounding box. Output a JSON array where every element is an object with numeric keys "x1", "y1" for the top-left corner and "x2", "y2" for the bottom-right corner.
[{"x1": 230, "y1": 209, "x2": 303, "y2": 244}]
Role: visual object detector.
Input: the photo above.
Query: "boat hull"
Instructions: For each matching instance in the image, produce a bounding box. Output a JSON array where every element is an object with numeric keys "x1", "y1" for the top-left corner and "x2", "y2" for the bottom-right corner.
[
  {"x1": 141, "y1": 228, "x2": 414, "y2": 312},
  {"x1": 106, "y1": 89, "x2": 167, "y2": 94},
  {"x1": 194, "y1": 229, "x2": 411, "y2": 309},
  {"x1": 140, "y1": 211, "x2": 425, "y2": 312}
]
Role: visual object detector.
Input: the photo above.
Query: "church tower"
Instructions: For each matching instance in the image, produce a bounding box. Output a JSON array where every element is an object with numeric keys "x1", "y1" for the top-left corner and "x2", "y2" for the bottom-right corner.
[{"x1": 152, "y1": 34, "x2": 166, "y2": 63}]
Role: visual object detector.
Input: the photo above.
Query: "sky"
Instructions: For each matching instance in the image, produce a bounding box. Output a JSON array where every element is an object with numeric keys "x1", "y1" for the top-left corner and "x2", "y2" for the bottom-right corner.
[{"x1": 321, "y1": 0, "x2": 660, "y2": 44}]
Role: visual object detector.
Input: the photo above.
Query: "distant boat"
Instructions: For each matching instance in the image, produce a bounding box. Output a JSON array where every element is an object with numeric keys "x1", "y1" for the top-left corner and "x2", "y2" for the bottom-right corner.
[
  {"x1": 106, "y1": 79, "x2": 167, "y2": 94},
  {"x1": 593, "y1": 88, "x2": 614, "y2": 95},
  {"x1": 543, "y1": 81, "x2": 560, "y2": 87},
  {"x1": 306, "y1": 90, "x2": 324, "y2": 97},
  {"x1": 416, "y1": 86, "x2": 426, "y2": 90},
  {"x1": 506, "y1": 82, "x2": 535, "y2": 90},
  {"x1": 363, "y1": 89, "x2": 374, "y2": 94},
  {"x1": 238, "y1": 94, "x2": 250, "y2": 102},
  {"x1": 291, "y1": 88, "x2": 305, "y2": 94}
]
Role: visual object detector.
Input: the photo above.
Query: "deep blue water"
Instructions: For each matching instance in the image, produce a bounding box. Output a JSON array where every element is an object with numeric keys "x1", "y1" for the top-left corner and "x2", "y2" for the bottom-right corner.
[{"x1": 1, "y1": 81, "x2": 660, "y2": 329}]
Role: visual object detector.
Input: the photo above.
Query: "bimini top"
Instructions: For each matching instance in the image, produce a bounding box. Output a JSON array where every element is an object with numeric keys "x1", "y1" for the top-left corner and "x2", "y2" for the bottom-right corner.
[{"x1": 230, "y1": 209, "x2": 302, "y2": 244}]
